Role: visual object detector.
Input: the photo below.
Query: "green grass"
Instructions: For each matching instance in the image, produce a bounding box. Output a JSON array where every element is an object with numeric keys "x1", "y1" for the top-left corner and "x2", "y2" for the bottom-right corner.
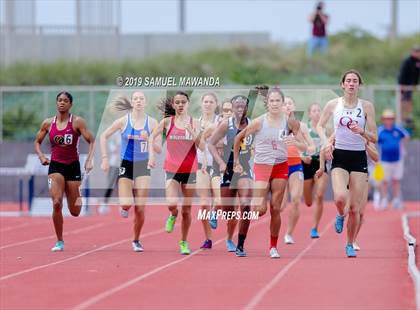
[{"x1": 1, "y1": 28, "x2": 419, "y2": 139}]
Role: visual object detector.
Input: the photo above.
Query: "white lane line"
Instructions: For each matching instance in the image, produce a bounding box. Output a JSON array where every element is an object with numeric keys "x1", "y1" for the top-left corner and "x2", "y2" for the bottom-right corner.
[
  {"x1": 0, "y1": 223, "x2": 107, "y2": 250},
  {"x1": 0, "y1": 225, "x2": 170, "y2": 281},
  {"x1": 244, "y1": 219, "x2": 334, "y2": 310},
  {"x1": 72, "y1": 218, "x2": 269, "y2": 310}
]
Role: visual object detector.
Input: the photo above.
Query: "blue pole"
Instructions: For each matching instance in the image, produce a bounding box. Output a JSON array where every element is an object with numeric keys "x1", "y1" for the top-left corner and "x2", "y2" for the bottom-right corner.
[
  {"x1": 28, "y1": 175, "x2": 34, "y2": 211},
  {"x1": 19, "y1": 178, "x2": 23, "y2": 212}
]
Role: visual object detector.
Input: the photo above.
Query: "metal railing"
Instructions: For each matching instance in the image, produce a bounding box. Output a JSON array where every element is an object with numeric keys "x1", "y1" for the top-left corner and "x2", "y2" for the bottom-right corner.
[{"x1": 0, "y1": 84, "x2": 412, "y2": 143}]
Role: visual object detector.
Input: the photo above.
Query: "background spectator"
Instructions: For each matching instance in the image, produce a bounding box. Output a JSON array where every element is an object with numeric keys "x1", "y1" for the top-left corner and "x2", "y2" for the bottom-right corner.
[
  {"x1": 397, "y1": 45, "x2": 420, "y2": 133},
  {"x1": 377, "y1": 109, "x2": 410, "y2": 210},
  {"x1": 307, "y1": 1, "x2": 329, "y2": 57}
]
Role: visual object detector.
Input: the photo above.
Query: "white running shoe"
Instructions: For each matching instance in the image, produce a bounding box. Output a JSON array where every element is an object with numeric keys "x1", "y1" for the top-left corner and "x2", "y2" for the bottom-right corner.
[
  {"x1": 380, "y1": 198, "x2": 388, "y2": 210},
  {"x1": 98, "y1": 204, "x2": 110, "y2": 214},
  {"x1": 353, "y1": 242, "x2": 361, "y2": 251},
  {"x1": 284, "y1": 234, "x2": 295, "y2": 244},
  {"x1": 269, "y1": 247, "x2": 280, "y2": 258},
  {"x1": 120, "y1": 207, "x2": 129, "y2": 218},
  {"x1": 132, "y1": 241, "x2": 144, "y2": 252},
  {"x1": 373, "y1": 191, "x2": 381, "y2": 210},
  {"x1": 51, "y1": 240, "x2": 64, "y2": 252},
  {"x1": 392, "y1": 197, "x2": 403, "y2": 210}
]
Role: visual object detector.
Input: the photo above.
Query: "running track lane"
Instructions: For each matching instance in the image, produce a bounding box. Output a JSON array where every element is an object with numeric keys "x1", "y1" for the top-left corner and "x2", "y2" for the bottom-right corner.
[{"x1": 0, "y1": 202, "x2": 417, "y2": 309}]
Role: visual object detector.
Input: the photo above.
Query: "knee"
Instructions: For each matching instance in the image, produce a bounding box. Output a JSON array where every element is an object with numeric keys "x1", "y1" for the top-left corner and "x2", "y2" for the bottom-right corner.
[
  {"x1": 334, "y1": 194, "x2": 346, "y2": 207},
  {"x1": 291, "y1": 195, "x2": 301, "y2": 207},
  {"x1": 239, "y1": 197, "x2": 251, "y2": 208},
  {"x1": 134, "y1": 206, "x2": 144, "y2": 215},
  {"x1": 181, "y1": 207, "x2": 191, "y2": 217},
  {"x1": 199, "y1": 198, "x2": 211, "y2": 208},
  {"x1": 52, "y1": 199, "x2": 62, "y2": 211},
  {"x1": 315, "y1": 192, "x2": 324, "y2": 202},
  {"x1": 166, "y1": 197, "x2": 178, "y2": 207}
]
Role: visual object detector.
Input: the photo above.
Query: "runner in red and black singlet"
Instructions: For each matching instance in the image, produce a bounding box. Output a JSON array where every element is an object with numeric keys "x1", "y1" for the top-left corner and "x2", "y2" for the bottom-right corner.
[
  {"x1": 34, "y1": 91, "x2": 95, "y2": 252},
  {"x1": 149, "y1": 91, "x2": 203, "y2": 255}
]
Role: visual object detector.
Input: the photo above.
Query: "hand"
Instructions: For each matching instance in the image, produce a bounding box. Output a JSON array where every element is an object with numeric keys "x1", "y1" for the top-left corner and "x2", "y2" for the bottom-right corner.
[
  {"x1": 101, "y1": 157, "x2": 109, "y2": 173},
  {"x1": 185, "y1": 123, "x2": 196, "y2": 139},
  {"x1": 233, "y1": 162, "x2": 243, "y2": 174},
  {"x1": 153, "y1": 142, "x2": 162, "y2": 154},
  {"x1": 348, "y1": 122, "x2": 364, "y2": 135},
  {"x1": 218, "y1": 161, "x2": 227, "y2": 175},
  {"x1": 84, "y1": 159, "x2": 93, "y2": 174},
  {"x1": 39, "y1": 155, "x2": 50, "y2": 166},
  {"x1": 148, "y1": 157, "x2": 156, "y2": 169},
  {"x1": 306, "y1": 145, "x2": 316, "y2": 155},
  {"x1": 322, "y1": 143, "x2": 334, "y2": 161},
  {"x1": 315, "y1": 168, "x2": 324, "y2": 178},
  {"x1": 283, "y1": 135, "x2": 296, "y2": 146},
  {"x1": 302, "y1": 156, "x2": 312, "y2": 165}
]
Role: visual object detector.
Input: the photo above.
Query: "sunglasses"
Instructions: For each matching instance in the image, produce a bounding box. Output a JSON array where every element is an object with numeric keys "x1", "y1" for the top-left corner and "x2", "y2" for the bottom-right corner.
[{"x1": 223, "y1": 108, "x2": 232, "y2": 112}]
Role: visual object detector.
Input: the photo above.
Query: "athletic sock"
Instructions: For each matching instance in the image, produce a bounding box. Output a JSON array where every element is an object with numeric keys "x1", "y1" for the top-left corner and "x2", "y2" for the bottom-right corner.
[
  {"x1": 270, "y1": 235, "x2": 278, "y2": 249},
  {"x1": 237, "y1": 234, "x2": 246, "y2": 249}
]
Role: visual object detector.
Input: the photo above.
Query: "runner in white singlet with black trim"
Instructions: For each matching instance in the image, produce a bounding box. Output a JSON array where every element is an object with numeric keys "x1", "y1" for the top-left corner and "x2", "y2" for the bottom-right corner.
[{"x1": 317, "y1": 69, "x2": 377, "y2": 258}]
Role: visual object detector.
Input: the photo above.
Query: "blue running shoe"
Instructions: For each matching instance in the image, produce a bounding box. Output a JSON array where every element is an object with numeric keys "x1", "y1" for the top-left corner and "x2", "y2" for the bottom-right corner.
[
  {"x1": 51, "y1": 240, "x2": 64, "y2": 252},
  {"x1": 335, "y1": 215, "x2": 345, "y2": 233},
  {"x1": 346, "y1": 244, "x2": 357, "y2": 257},
  {"x1": 226, "y1": 239, "x2": 236, "y2": 252},
  {"x1": 310, "y1": 228, "x2": 320, "y2": 238},
  {"x1": 235, "y1": 246, "x2": 247, "y2": 257},
  {"x1": 209, "y1": 210, "x2": 218, "y2": 230}
]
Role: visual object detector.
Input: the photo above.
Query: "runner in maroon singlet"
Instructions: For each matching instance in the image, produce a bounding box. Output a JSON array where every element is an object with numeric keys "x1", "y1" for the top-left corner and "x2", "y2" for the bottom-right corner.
[{"x1": 34, "y1": 91, "x2": 95, "y2": 252}]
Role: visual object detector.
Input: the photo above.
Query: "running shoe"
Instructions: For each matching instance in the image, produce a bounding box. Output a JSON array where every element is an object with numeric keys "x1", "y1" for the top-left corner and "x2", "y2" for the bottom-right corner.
[
  {"x1": 235, "y1": 246, "x2": 247, "y2": 257},
  {"x1": 209, "y1": 210, "x2": 218, "y2": 230},
  {"x1": 310, "y1": 228, "x2": 320, "y2": 239},
  {"x1": 392, "y1": 197, "x2": 403, "y2": 210},
  {"x1": 51, "y1": 240, "x2": 64, "y2": 252},
  {"x1": 380, "y1": 197, "x2": 388, "y2": 210},
  {"x1": 269, "y1": 247, "x2": 280, "y2": 259},
  {"x1": 226, "y1": 239, "x2": 236, "y2": 252},
  {"x1": 120, "y1": 207, "x2": 129, "y2": 218},
  {"x1": 345, "y1": 244, "x2": 357, "y2": 257},
  {"x1": 179, "y1": 240, "x2": 191, "y2": 255},
  {"x1": 132, "y1": 240, "x2": 144, "y2": 252},
  {"x1": 335, "y1": 214, "x2": 345, "y2": 233},
  {"x1": 284, "y1": 234, "x2": 295, "y2": 244},
  {"x1": 165, "y1": 215, "x2": 177, "y2": 233},
  {"x1": 98, "y1": 204, "x2": 110, "y2": 214},
  {"x1": 352, "y1": 242, "x2": 361, "y2": 251},
  {"x1": 200, "y1": 239, "x2": 212, "y2": 249}
]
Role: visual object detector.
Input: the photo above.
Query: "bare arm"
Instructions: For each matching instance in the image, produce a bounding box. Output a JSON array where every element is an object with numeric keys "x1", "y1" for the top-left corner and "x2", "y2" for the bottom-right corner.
[
  {"x1": 317, "y1": 100, "x2": 335, "y2": 145},
  {"x1": 233, "y1": 118, "x2": 262, "y2": 171},
  {"x1": 75, "y1": 116, "x2": 95, "y2": 173},
  {"x1": 148, "y1": 117, "x2": 170, "y2": 168},
  {"x1": 34, "y1": 118, "x2": 52, "y2": 165},
  {"x1": 361, "y1": 101, "x2": 377, "y2": 144},
  {"x1": 366, "y1": 142, "x2": 379, "y2": 162},
  {"x1": 208, "y1": 119, "x2": 229, "y2": 169}
]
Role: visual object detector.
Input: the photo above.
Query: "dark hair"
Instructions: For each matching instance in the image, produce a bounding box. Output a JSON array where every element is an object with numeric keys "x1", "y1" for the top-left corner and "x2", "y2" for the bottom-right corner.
[
  {"x1": 231, "y1": 95, "x2": 249, "y2": 106},
  {"x1": 56, "y1": 91, "x2": 73, "y2": 104},
  {"x1": 341, "y1": 69, "x2": 364, "y2": 85},
  {"x1": 267, "y1": 86, "x2": 284, "y2": 101},
  {"x1": 174, "y1": 91, "x2": 190, "y2": 101},
  {"x1": 158, "y1": 96, "x2": 175, "y2": 117},
  {"x1": 112, "y1": 95, "x2": 131, "y2": 111},
  {"x1": 158, "y1": 91, "x2": 191, "y2": 117}
]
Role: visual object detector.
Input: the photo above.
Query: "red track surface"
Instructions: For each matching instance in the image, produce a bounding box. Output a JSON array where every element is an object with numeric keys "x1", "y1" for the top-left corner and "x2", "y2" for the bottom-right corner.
[{"x1": 0, "y1": 202, "x2": 418, "y2": 310}]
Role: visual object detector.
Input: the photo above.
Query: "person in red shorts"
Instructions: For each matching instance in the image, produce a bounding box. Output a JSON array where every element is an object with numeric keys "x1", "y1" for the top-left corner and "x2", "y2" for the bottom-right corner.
[
  {"x1": 34, "y1": 91, "x2": 95, "y2": 252},
  {"x1": 233, "y1": 87, "x2": 303, "y2": 258}
]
